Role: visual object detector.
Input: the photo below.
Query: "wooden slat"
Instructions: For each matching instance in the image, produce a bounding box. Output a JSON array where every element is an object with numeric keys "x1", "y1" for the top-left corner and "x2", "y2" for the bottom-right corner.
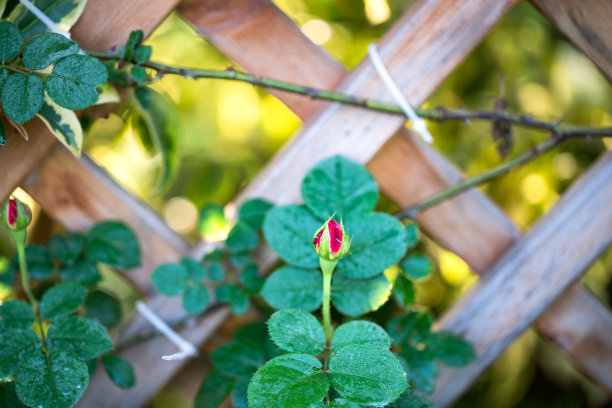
[
  {"x1": 233, "y1": 0, "x2": 518, "y2": 204},
  {"x1": 530, "y1": 0, "x2": 612, "y2": 82},
  {"x1": 21, "y1": 144, "x2": 188, "y2": 293},
  {"x1": 430, "y1": 150, "x2": 612, "y2": 406},
  {"x1": 536, "y1": 284, "x2": 612, "y2": 392},
  {"x1": 178, "y1": 0, "x2": 346, "y2": 120},
  {"x1": 183, "y1": 0, "x2": 612, "y2": 396},
  {"x1": 0, "y1": 0, "x2": 179, "y2": 203},
  {"x1": 70, "y1": 0, "x2": 180, "y2": 51}
]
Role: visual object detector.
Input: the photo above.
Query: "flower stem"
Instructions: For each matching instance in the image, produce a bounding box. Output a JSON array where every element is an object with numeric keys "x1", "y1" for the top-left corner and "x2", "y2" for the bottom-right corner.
[
  {"x1": 319, "y1": 258, "x2": 337, "y2": 343},
  {"x1": 11, "y1": 229, "x2": 37, "y2": 306}
]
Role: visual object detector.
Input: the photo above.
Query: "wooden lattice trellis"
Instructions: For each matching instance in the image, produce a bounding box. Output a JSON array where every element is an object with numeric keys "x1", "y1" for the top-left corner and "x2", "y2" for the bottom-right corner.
[{"x1": 1, "y1": 0, "x2": 611, "y2": 406}]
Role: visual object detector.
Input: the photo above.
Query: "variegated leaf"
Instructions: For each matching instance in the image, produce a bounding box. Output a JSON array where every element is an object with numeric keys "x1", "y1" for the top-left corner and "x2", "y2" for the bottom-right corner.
[
  {"x1": 9, "y1": 0, "x2": 88, "y2": 38},
  {"x1": 37, "y1": 94, "x2": 83, "y2": 156}
]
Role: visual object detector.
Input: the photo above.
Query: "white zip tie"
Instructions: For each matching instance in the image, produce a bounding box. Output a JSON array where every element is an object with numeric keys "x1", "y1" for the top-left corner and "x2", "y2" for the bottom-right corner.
[
  {"x1": 367, "y1": 42, "x2": 433, "y2": 143},
  {"x1": 136, "y1": 301, "x2": 198, "y2": 361},
  {"x1": 17, "y1": 0, "x2": 71, "y2": 38}
]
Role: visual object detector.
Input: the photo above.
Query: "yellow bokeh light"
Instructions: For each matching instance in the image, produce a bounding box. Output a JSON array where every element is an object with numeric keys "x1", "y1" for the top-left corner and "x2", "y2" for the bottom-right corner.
[
  {"x1": 520, "y1": 173, "x2": 549, "y2": 204},
  {"x1": 217, "y1": 85, "x2": 261, "y2": 142},
  {"x1": 364, "y1": 0, "x2": 391, "y2": 25},
  {"x1": 261, "y1": 96, "x2": 301, "y2": 142},
  {"x1": 439, "y1": 250, "x2": 471, "y2": 286},
  {"x1": 552, "y1": 152, "x2": 577, "y2": 180},
  {"x1": 163, "y1": 197, "x2": 199, "y2": 235},
  {"x1": 517, "y1": 82, "x2": 555, "y2": 117},
  {"x1": 301, "y1": 19, "x2": 332, "y2": 45}
]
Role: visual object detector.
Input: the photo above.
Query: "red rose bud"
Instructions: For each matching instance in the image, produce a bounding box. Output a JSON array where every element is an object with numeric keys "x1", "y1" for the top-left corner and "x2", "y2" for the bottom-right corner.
[
  {"x1": 2, "y1": 197, "x2": 32, "y2": 231},
  {"x1": 312, "y1": 219, "x2": 350, "y2": 261}
]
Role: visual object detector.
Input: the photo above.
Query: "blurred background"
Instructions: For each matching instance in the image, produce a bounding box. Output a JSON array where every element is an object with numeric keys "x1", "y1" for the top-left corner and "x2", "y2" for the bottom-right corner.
[{"x1": 2, "y1": 0, "x2": 612, "y2": 407}]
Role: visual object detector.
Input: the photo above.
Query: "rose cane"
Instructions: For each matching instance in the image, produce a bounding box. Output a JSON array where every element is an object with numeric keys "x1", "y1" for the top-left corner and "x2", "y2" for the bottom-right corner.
[{"x1": 312, "y1": 219, "x2": 350, "y2": 342}]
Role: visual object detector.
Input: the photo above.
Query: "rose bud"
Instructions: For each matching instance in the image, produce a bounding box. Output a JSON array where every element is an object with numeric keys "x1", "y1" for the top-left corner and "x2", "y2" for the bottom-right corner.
[
  {"x1": 312, "y1": 219, "x2": 350, "y2": 261},
  {"x1": 2, "y1": 197, "x2": 32, "y2": 231}
]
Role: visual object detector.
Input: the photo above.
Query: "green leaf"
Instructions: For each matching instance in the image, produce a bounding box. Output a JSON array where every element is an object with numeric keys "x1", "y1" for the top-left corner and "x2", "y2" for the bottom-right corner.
[
  {"x1": 398, "y1": 349, "x2": 436, "y2": 394},
  {"x1": 208, "y1": 261, "x2": 225, "y2": 282},
  {"x1": 84, "y1": 289, "x2": 121, "y2": 329},
  {"x1": 0, "y1": 328, "x2": 40, "y2": 378},
  {"x1": 47, "y1": 316, "x2": 113, "y2": 359},
  {"x1": 238, "y1": 199, "x2": 273, "y2": 230},
  {"x1": 37, "y1": 94, "x2": 83, "y2": 156},
  {"x1": 261, "y1": 267, "x2": 322, "y2": 312},
  {"x1": 301, "y1": 156, "x2": 379, "y2": 220},
  {"x1": 131, "y1": 66, "x2": 146, "y2": 84},
  {"x1": 121, "y1": 30, "x2": 143, "y2": 62},
  {"x1": 330, "y1": 399, "x2": 362, "y2": 408},
  {"x1": 425, "y1": 331, "x2": 475, "y2": 366},
  {"x1": 268, "y1": 309, "x2": 325, "y2": 354},
  {"x1": 16, "y1": 350, "x2": 88, "y2": 408},
  {"x1": 263, "y1": 205, "x2": 321, "y2": 269},
  {"x1": 134, "y1": 45, "x2": 152, "y2": 64},
  {"x1": 234, "y1": 323, "x2": 281, "y2": 360},
  {"x1": 247, "y1": 353, "x2": 329, "y2": 408},
  {"x1": 331, "y1": 272, "x2": 392, "y2": 317},
  {"x1": 21, "y1": 245, "x2": 54, "y2": 279},
  {"x1": 102, "y1": 354, "x2": 135, "y2": 389},
  {"x1": 226, "y1": 221, "x2": 259, "y2": 253},
  {"x1": 230, "y1": 252, "x2": 251, "y2": 267},
  {"x1": 131, "y1": 87, "x2": 178, "y2": 186},
  {"x1": 232, "y1": 376, "x2": 249, "y2": 408},
  {"x1": 0, "y1": 300, "x2": 35, "y2": 329},
  {"x1": 1, "y1": 73, "x2": 44, "y2": 124},
  {"x1": 329, "y1": 343, "x2": 407, "y2": 406},
  {"x1": 194, "y1": 369, "x2": 234, "y2": 408},
  {"x1": 46, "y1": 54, "x2": 108, "y2": 110},
  {"x1": 331, "y1": 320, "x2": 391, "y2": 350},
  {"x1": 181, "y1": 257, "x2": 205, "y2": 282},
  {"x1": 393, "y1": 275, "x2": 415, "y2": 307},
  {"x1": 85, "y1": 221, "x2": 140, "y2": 268},
  {"x1": 212, "y1": 341, "x2": 265, "y2": 378},
  {"x1": 203, "y1": 248, "x2": 225, "y2": 262},
  {"x1": 404, "y1": 222, "x2": 420, "y2": 250},
  {"x1": 400, "y1": 254, "x2": 432, "y2": 280},
  {"x1": 49, "y1": 233, "x2": 84, "y2": 264},
  {"x1": 388, "y1": 390, "x2": 435, "y2": 408},
  {"x1": 60, "y1": 257, "x2": 101, "y2": 286},
  {"x1": 183, "y1": 284, "x2": 209, "y2": 315},
  {"x1": 387, "y1": 311, "x2": 433, "y2": 347},
  {"x1": 22, "y1": 32, "x2": 79, "y2": 70},
  {"x1": 336, "y1": 212, "x2": 408, "y2": 279},
  {"x1": 40, "y1": 282, "x2": 87, "y2": 321},
  {"x1": 86, "y1": 357, "x2": 97, "y2": 377},
  {"x1": 9, "y1": 0, "x2": 88, "y2": 38},
  {"x1": 240, "y1": 264, "x2": 264, "y2": 293},
  {"x1": 229, "y1": 286, "x2": 250, "y2": 316},
  {"x1": 0, "y1": 67, "x2": 8, "y2": 91},
  {"x1": 151, "y1": 263, "x2": 188, "y2": 296},
  {"x1": 0, "y1": 21, "x2": 22, "y2": 63},
  {"x1": 0, "y1": 382, "x2": 27, "y2": 408}
]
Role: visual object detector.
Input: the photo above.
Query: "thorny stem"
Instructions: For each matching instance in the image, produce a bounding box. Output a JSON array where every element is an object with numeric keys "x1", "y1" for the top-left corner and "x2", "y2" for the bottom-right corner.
[
  {"x1": 84, "y1": 50, "x2": 612, "y2": 138},
  {"x1": 395, "y1": 133, "x2": 609, "y2": 219}
]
